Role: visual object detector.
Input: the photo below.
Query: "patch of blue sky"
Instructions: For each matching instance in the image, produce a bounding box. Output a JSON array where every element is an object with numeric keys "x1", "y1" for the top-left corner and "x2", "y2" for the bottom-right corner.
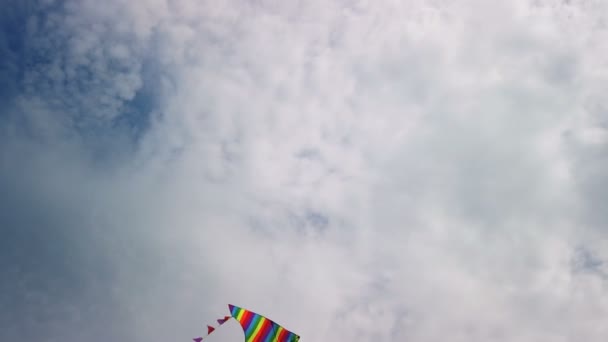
[{"x1": 1, "y1": 0, "x2": 158, "y2": 166}]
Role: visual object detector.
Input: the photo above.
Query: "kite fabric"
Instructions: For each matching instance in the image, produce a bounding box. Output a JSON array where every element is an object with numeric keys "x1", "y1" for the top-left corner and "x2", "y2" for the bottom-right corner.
[
  {"x1": 229, "y1": 304, "x2": 300, "y2": 342},
  {"x1": 217, "y1": 316, "x2": 231, "y2": 325}
]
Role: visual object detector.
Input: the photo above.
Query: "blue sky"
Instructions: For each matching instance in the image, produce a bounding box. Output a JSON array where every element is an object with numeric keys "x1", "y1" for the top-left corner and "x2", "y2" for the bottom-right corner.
[{"x1": 2, "y1": 0, "x2": 608, "y2": 341}]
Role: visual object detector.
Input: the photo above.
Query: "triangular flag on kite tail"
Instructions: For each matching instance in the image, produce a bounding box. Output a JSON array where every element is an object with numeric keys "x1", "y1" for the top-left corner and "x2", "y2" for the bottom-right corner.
[
  {"x1": 193, "y1": 315, "x2": 233, "y2": 341},
  {"x1": 217, "y1": 316, "x2": 231, "y2": 325},
  {"x1": 229, "y1": 304, "x2": 300, "y2": 342}
]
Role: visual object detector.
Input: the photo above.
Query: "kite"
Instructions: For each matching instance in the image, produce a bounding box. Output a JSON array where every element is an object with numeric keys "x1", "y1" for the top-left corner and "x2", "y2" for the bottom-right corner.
[
  {"x1": 192, "y1": 304, "x2": 300, "y2": 342},
  {"x1": 229, "y1": 304, "x2": 300, "y2": 342}
]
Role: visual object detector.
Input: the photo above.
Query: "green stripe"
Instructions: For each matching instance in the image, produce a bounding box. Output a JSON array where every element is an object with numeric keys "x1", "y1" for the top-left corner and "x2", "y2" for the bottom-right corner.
[
  {"x1": 266, "y1": 322, "x2": 280, "y2": 342},
  {"x1": 245, "y1": 314, "x2": 262, "y2": 338}
]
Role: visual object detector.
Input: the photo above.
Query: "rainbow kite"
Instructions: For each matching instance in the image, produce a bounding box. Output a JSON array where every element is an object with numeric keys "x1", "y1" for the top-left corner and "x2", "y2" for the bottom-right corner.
[
  {"x1": 229, "y1": 304, "x2": 300, "y2": 342},
  {"x1": 193, "y1": 304, "x2": 300, "y2": 342}
]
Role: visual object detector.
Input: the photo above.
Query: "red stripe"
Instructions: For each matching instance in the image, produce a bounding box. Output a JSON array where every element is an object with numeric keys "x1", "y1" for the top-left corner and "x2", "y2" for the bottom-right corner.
[
  {"x1": 253, "y1": 319, "x2": 273, "y2": 341},
  {"x1": 276, "y1": 328, "x2": 288, "y2": 341},
  {"x1": 240, "y1": 310, "x2": 254, "y2": 330}
]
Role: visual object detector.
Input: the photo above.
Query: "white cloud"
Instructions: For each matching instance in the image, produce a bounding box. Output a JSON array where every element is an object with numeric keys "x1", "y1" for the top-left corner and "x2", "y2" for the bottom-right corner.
[{"x1": 3, "y1": 0, "x2": 608, "y2": 341}]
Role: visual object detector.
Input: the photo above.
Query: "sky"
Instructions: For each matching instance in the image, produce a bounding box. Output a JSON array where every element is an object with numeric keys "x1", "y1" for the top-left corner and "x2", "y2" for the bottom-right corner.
[{"x1": 1, "y1": 0, "x2": 608, "y2": 341}]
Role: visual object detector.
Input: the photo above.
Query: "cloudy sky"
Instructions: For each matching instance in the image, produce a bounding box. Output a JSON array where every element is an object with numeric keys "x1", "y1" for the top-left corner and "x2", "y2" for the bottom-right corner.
[{"x1": 1, "y1": 0, "x2": 608, "y2": 341}]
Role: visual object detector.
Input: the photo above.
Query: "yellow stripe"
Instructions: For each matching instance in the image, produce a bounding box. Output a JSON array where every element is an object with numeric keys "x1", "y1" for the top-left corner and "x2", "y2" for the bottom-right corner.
[
  {"x1": 248, "y1": 317, "x2": 266, "y2": 341},
  {"x1": 274, "y1": 326, "x2": 284, "y2": 340},
  {"x1": 236, "y1": 309, "x2": 245, "y2": 321}
]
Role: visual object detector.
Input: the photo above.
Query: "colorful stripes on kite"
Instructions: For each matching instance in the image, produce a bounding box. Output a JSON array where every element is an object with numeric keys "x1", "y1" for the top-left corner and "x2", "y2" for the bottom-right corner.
[{"x1": 229, "y1": 304, "x2": 300, "y2": 342}]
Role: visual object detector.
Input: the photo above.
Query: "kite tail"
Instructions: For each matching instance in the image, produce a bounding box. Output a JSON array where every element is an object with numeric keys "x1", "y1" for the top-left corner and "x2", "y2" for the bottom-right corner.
[{"x1": 192, "y1": 315, "x2": 232, "y2": 342}]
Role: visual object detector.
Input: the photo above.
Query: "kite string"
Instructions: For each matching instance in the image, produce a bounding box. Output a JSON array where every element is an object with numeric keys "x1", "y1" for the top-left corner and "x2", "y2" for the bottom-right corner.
[{"x1": 193, "y1": 316, "x2": 232, "y2": 341}]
